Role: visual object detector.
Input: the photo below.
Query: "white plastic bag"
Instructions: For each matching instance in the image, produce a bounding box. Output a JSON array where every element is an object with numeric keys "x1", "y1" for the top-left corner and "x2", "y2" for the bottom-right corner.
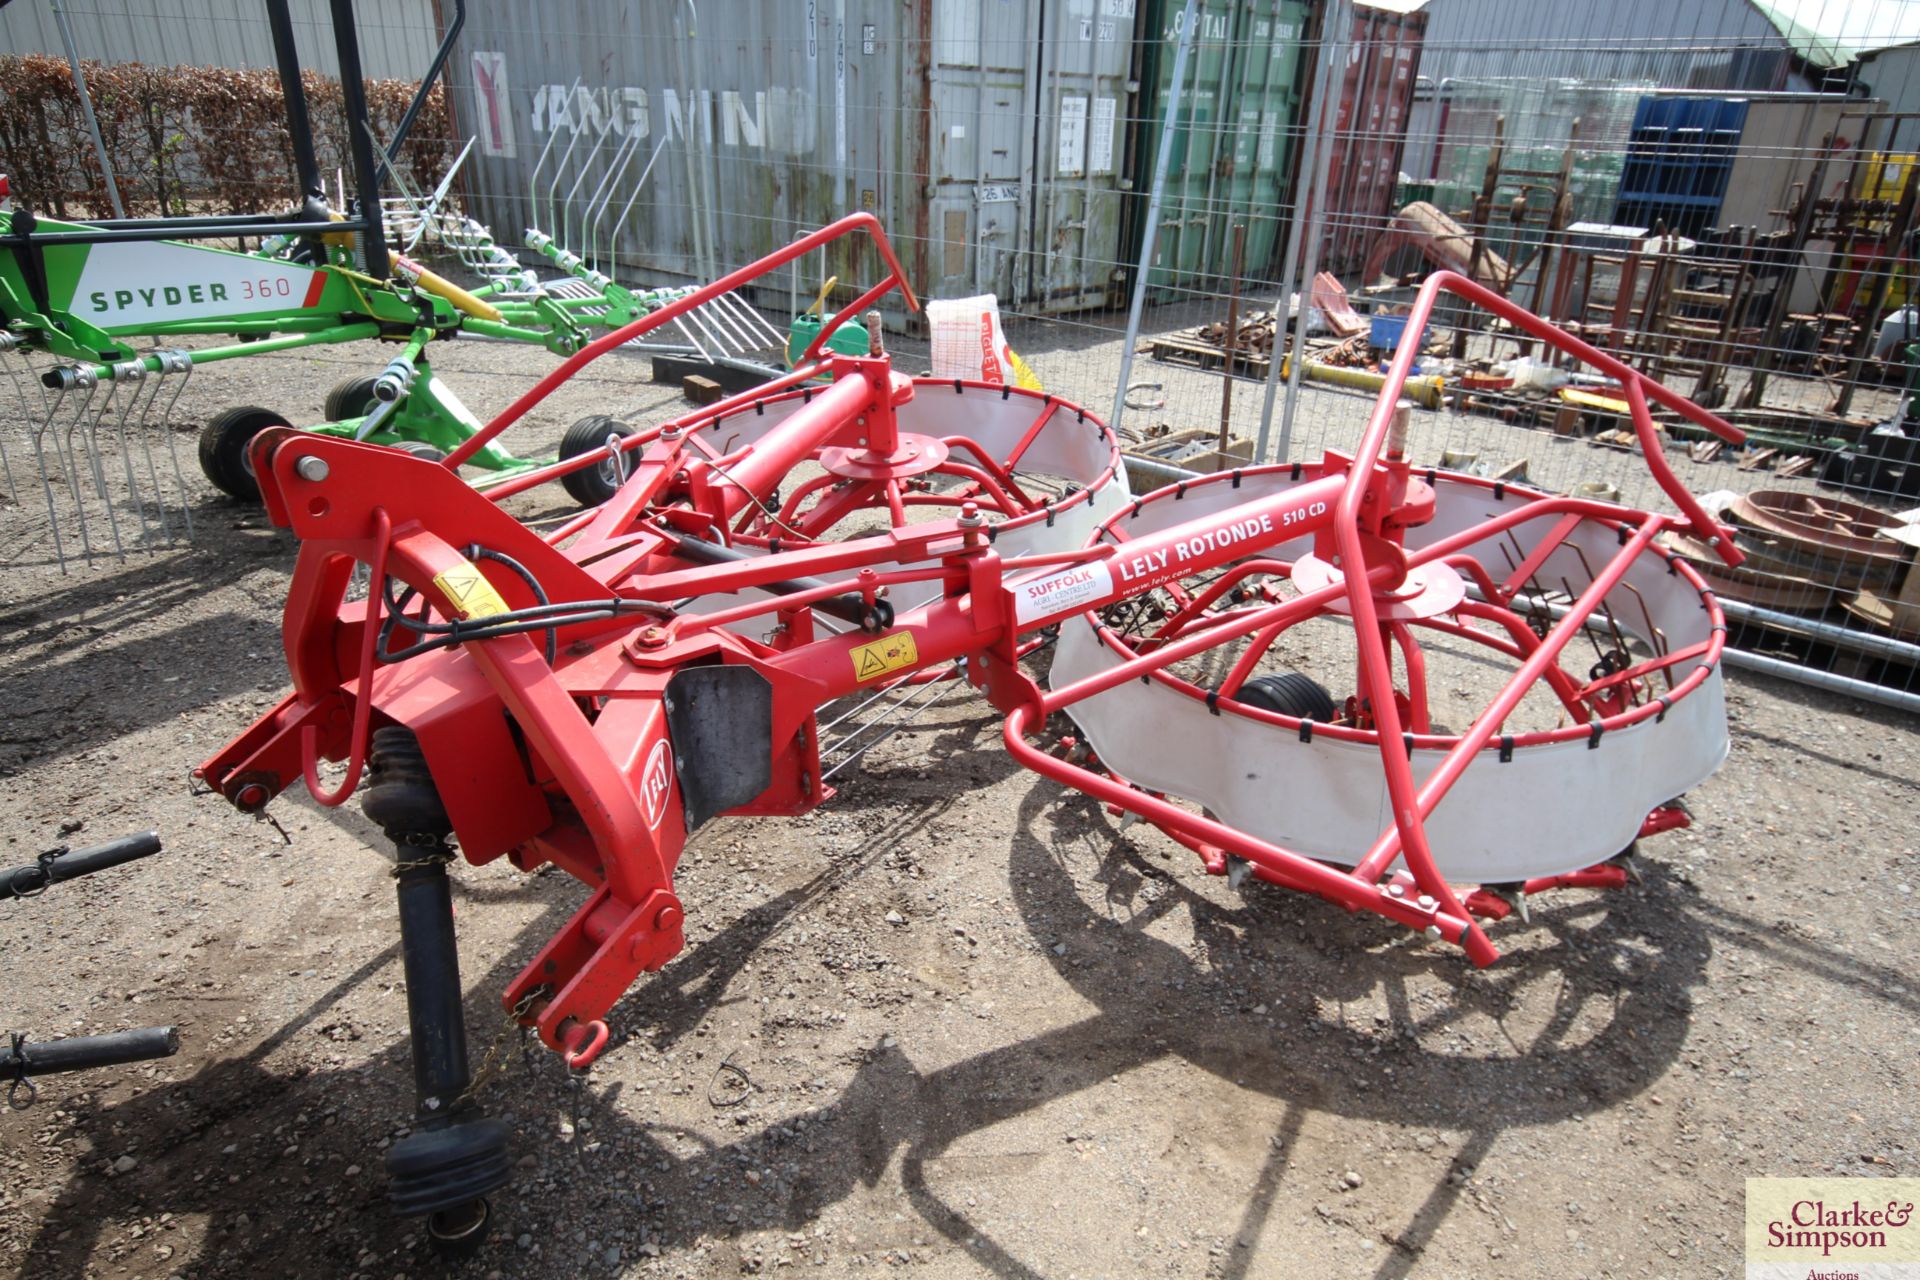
[{"x1": 926, "y1": 294, "x2": 1042, "y2": 390}]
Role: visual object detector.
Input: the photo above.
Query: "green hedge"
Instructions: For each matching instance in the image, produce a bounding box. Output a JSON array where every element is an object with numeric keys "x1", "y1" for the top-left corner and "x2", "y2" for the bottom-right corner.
[{"x1": 0, "y1": 53, "x2": 454, "y2": 219}]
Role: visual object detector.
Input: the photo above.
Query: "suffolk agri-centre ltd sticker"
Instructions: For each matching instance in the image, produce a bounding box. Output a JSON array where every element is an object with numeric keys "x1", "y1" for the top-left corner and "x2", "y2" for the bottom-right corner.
[
  {"x1": 1746, "y1": 1177, "x2": 1920, "y2": 1279},
  {"x1": 1012, "y1": 560, "x2": 1113, "y2": 625}
]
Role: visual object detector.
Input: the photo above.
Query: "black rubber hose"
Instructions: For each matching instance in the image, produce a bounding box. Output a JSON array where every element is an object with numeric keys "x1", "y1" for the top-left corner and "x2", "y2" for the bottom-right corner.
[
  {"x1": 5, "y1": 1026, "x2": 179, "y2": 1077},
  {"x1": 0, "y1": 831, "x2": 162, "y2": 900},
  {"x1": 667, "y1": 534, "x2": 894, "y2": 631}
]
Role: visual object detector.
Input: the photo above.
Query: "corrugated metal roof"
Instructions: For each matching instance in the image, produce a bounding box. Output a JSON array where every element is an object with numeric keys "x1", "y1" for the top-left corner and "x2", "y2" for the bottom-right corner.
[{"x1": 1748, "y1": 0, "x2": 1920, "y2": 69}]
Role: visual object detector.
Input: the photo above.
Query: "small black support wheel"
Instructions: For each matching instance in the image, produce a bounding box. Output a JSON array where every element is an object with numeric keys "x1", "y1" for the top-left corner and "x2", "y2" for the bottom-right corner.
[
  {"x1": 323, "y1": 373, "x2": 383, "y2": 423},
  {"x1": 558, "y1": 414, "x2": 637, "y2": 507},
  {"x1": 384, "y1": 1118, "x2": 513, "y2": 1220},
  {"x1": 197, "y1": 405, "x2": 293, "y2": 502},
  {"x1": 1235, "y1": 670, "x2": 1339, "y2": 723},
  {"x1": 426, "y1": 1198, "x2": 492, "y2": 1256},
  {"x1": 390, "y1": 440, "x2": 447, "y2": 464}
]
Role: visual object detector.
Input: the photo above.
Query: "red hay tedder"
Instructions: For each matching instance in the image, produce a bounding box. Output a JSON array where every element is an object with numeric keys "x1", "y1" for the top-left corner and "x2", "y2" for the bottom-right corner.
[{"x1": 194, "y1": 215, "x2": 1744, "y2": 1246}]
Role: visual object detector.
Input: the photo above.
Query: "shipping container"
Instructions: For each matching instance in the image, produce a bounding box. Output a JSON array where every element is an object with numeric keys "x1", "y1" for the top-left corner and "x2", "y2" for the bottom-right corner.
[
  {"x1": 1135, "y1": 0, "x2": 1312, "y2": 293},
  {"x1": 442, "y1": 0, "x2": 1134, "y2": 317},
  {"x1": 929, "y1": 0, "x2": 1136, "y2": 309},
  {"x1": 1316, "y1": 3, "x2": 1426, "y2": 277}
]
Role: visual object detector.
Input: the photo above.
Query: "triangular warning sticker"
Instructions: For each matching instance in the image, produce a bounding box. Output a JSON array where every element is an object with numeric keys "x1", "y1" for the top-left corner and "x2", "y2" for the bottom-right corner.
[
  {"x1": 431, "y1": 562, "x2": 510, "y2": 619},
  {"x1": 849, "y1": 631, "x2": 919, "y2": 682}
]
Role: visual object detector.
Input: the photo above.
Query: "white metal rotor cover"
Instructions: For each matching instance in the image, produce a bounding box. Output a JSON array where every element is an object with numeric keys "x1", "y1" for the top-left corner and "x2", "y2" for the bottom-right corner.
[{"x1": 1050, "y1": 469, "x2": 1729, "y2": 883}]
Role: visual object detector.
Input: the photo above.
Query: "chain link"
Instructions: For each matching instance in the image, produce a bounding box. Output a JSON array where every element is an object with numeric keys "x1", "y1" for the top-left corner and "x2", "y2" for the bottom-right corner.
[
  {"x1": 389, "y1": 845, "x2": 456, "y2": 878},
  {"x1": 456, "y1": 986, "x2": 548, "y2": 1107},
  {"x1": 8, "y1": 848, "x2": 66, "y2": 899},
  {"x1": 4, "y1": 1032, "x2": 35, "y2": 1110}
]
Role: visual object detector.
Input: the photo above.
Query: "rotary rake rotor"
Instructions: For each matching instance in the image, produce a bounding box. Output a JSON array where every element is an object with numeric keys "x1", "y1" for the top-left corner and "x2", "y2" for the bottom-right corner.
[{"x1": 194, "y1": 253, "x2": 1742, "y2": 1240}]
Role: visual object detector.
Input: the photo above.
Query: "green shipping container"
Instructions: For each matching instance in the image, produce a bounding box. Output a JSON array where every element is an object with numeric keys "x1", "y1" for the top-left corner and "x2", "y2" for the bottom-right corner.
[{"x1": 1137, "y1": 0, "x2": 1312, "y2": 295}]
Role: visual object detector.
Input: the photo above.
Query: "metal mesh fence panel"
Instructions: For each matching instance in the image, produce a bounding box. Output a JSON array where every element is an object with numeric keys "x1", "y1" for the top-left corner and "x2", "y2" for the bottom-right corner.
[{"x1": 2, "y1": 0, "x2": 1918, "y2": 703}]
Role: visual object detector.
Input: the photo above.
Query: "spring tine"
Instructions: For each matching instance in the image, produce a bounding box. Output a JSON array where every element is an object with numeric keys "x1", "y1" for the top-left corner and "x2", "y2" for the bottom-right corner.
[
  {"x1": 726, "y1": 296, "x2": 775, "y2": 353},
  {"x1": 713, "y1": 296, "x2": 766, "y2": 354},
  {"x1": 81, "y1": 372, "x2": 128, "y2": 561},
  {"x1": 668, "y1": 312, "x2": 711, "y2": 361},
  {"x1": 706, "y1": 300, "x2": 753, "y2": 356},
  {"x1": 54, "y1": 370, "x2": 100, "y2": 566},
  {"x1": 682, "y1": 300, "x2": 733, "y2": 357},
  {"x1": 366, "y1": 122, "x2": 431, "y2": 253},
  {"x1": 693, "y1": 296, "x2": 749, "y2": 355},
  {"x1": 120, "y1": 364, "x2": 166, "y2": 541},
  {"x1": 2, "y1": 334, "x2": 53, "y2": 422},
  {"x1": 156, "y1": 351, "x2": 195, "y2": 540},
  {"x1": 108, "y1": 361, "x2": 159, "y2": 550},
  {"x1": 427, "y1": 137, "x2": 476, "y2": 216},
  {"x1": 526, "y1": 78, "x2": 582, "y2": 233},
  {"x1": 411, "y1": 136, "x2": 475, "y2": 251},
  {"x1": 43, "y1": 369, "x2": 102, "y2": 570},
  {"x1": 608, "y1": 133, "x2": 671, "y2": 260},
  {"x1": 0, "y1": 399, "x2": 17, "y2": 506},
  {"x1": 27, "y1": 388, "x2": 70, "y2": 572},
  {"x1": 819, "y1": 675, "x2": 955, "y2": 781},
  {"x1": 547, "y1": 102, "x2": 591, "y2": 241},
  {"x1": 0, "y1": 335, "x2": 31, "y2": 502},
  {"x1": 817, "y1": 676, "x2": 919, "y2": 737},
  {"x1": 125, "y1": 360, "x2": 173, "y2": 544},
  {"x1": 588, "y1": 132, "x2": 648, "y2": 275},
  {"x1": 559, "y1": 129, "x2": 612, "y2": 262},
  {"x1": 723, "y1": 292, "x2": 785, "y2": 350},
  {"x1": 730, "y1": 293, "x2": 786, "y2": 347},
  {"x1": 580, "y1": 132, "x2": 639, "y2": 276}
]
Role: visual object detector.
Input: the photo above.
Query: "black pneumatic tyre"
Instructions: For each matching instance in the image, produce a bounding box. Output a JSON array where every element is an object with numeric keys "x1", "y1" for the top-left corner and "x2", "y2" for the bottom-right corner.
[
  {"x1": 323, "y1": 373, "x2": 383, "y2": 423},
  {"x1": 197, "y1": 405, "x2": 294, "y2": 501},
  {"x1": 1234, "y1": 670, "x2": 1339, "y2": 723},
  {"x1": 390, "y1": 440, "x2": 447, "y2": 463},
  {"x1": 557, "y1": 414, "x2": 637, "y2": 507}
]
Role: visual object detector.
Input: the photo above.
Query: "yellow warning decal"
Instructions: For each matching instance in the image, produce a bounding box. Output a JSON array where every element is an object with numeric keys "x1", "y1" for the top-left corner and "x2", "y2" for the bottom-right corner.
[
  {"x1": 431, "y1": 561, "x2": 510, "y2": 620},
  {"x1": 850, "y1": 631, "x2": 919, "y2": 682}
]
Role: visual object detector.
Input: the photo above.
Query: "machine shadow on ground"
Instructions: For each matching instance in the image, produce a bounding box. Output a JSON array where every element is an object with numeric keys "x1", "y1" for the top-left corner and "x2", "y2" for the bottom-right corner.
[{"x1": 13, "y1": 724, "x2": 1744, "y2": 1279}]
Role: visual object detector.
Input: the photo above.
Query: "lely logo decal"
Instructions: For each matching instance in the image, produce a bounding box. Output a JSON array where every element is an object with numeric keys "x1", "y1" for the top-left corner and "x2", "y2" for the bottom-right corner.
[{"x1": 640, "y1": 738, "x2": 674, "y2": 830}]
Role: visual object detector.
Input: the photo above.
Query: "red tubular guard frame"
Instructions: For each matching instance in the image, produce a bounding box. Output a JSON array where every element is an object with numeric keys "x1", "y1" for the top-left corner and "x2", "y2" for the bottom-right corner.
[
  {"x1": 442, "y1": 212, "x2": 918, "y2": 480},
  {"x1": 1003, "y1": 270, "x2": 1743, "y2": 967}
]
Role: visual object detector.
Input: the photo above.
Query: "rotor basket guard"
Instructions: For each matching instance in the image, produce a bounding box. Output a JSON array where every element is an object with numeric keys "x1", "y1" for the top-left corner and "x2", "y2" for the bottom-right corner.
[{"x1": 1011, "y1": 462, "x2": 1731, "y2": 966}]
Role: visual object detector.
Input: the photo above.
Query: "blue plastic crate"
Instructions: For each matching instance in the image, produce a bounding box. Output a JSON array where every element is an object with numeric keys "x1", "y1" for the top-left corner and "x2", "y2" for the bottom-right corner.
[{"x1": 1370, "y1": 313, "x2": 1408, "y2": 350}]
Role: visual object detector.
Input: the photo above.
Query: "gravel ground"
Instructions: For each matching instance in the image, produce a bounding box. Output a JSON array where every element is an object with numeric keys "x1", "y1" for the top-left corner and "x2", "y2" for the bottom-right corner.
[{"x1": 0, "y1": 313, "x2": 1915, "y2": 1280}]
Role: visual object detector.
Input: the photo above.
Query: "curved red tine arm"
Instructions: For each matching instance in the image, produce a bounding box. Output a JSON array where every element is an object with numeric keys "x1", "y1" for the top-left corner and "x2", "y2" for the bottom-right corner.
[
  {"x1": 1315, "y1": 269, "x2": 1743, "y2": 939},
  {"x1": 1365, "y1": 271, "x2": 1744, "y2": 561},
  {"x1": 300, "y1": 507, "x2": 392, "y2": 807},
  {"x1": 1622, "y1": 375, "x2": 1743, "y2": 567},
  {"x1": 799, "y1": 273, "x2": 910, "y2": 364},
  {"x1": 443, "y1": 212, "x2": 918, "y2": 470}
]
